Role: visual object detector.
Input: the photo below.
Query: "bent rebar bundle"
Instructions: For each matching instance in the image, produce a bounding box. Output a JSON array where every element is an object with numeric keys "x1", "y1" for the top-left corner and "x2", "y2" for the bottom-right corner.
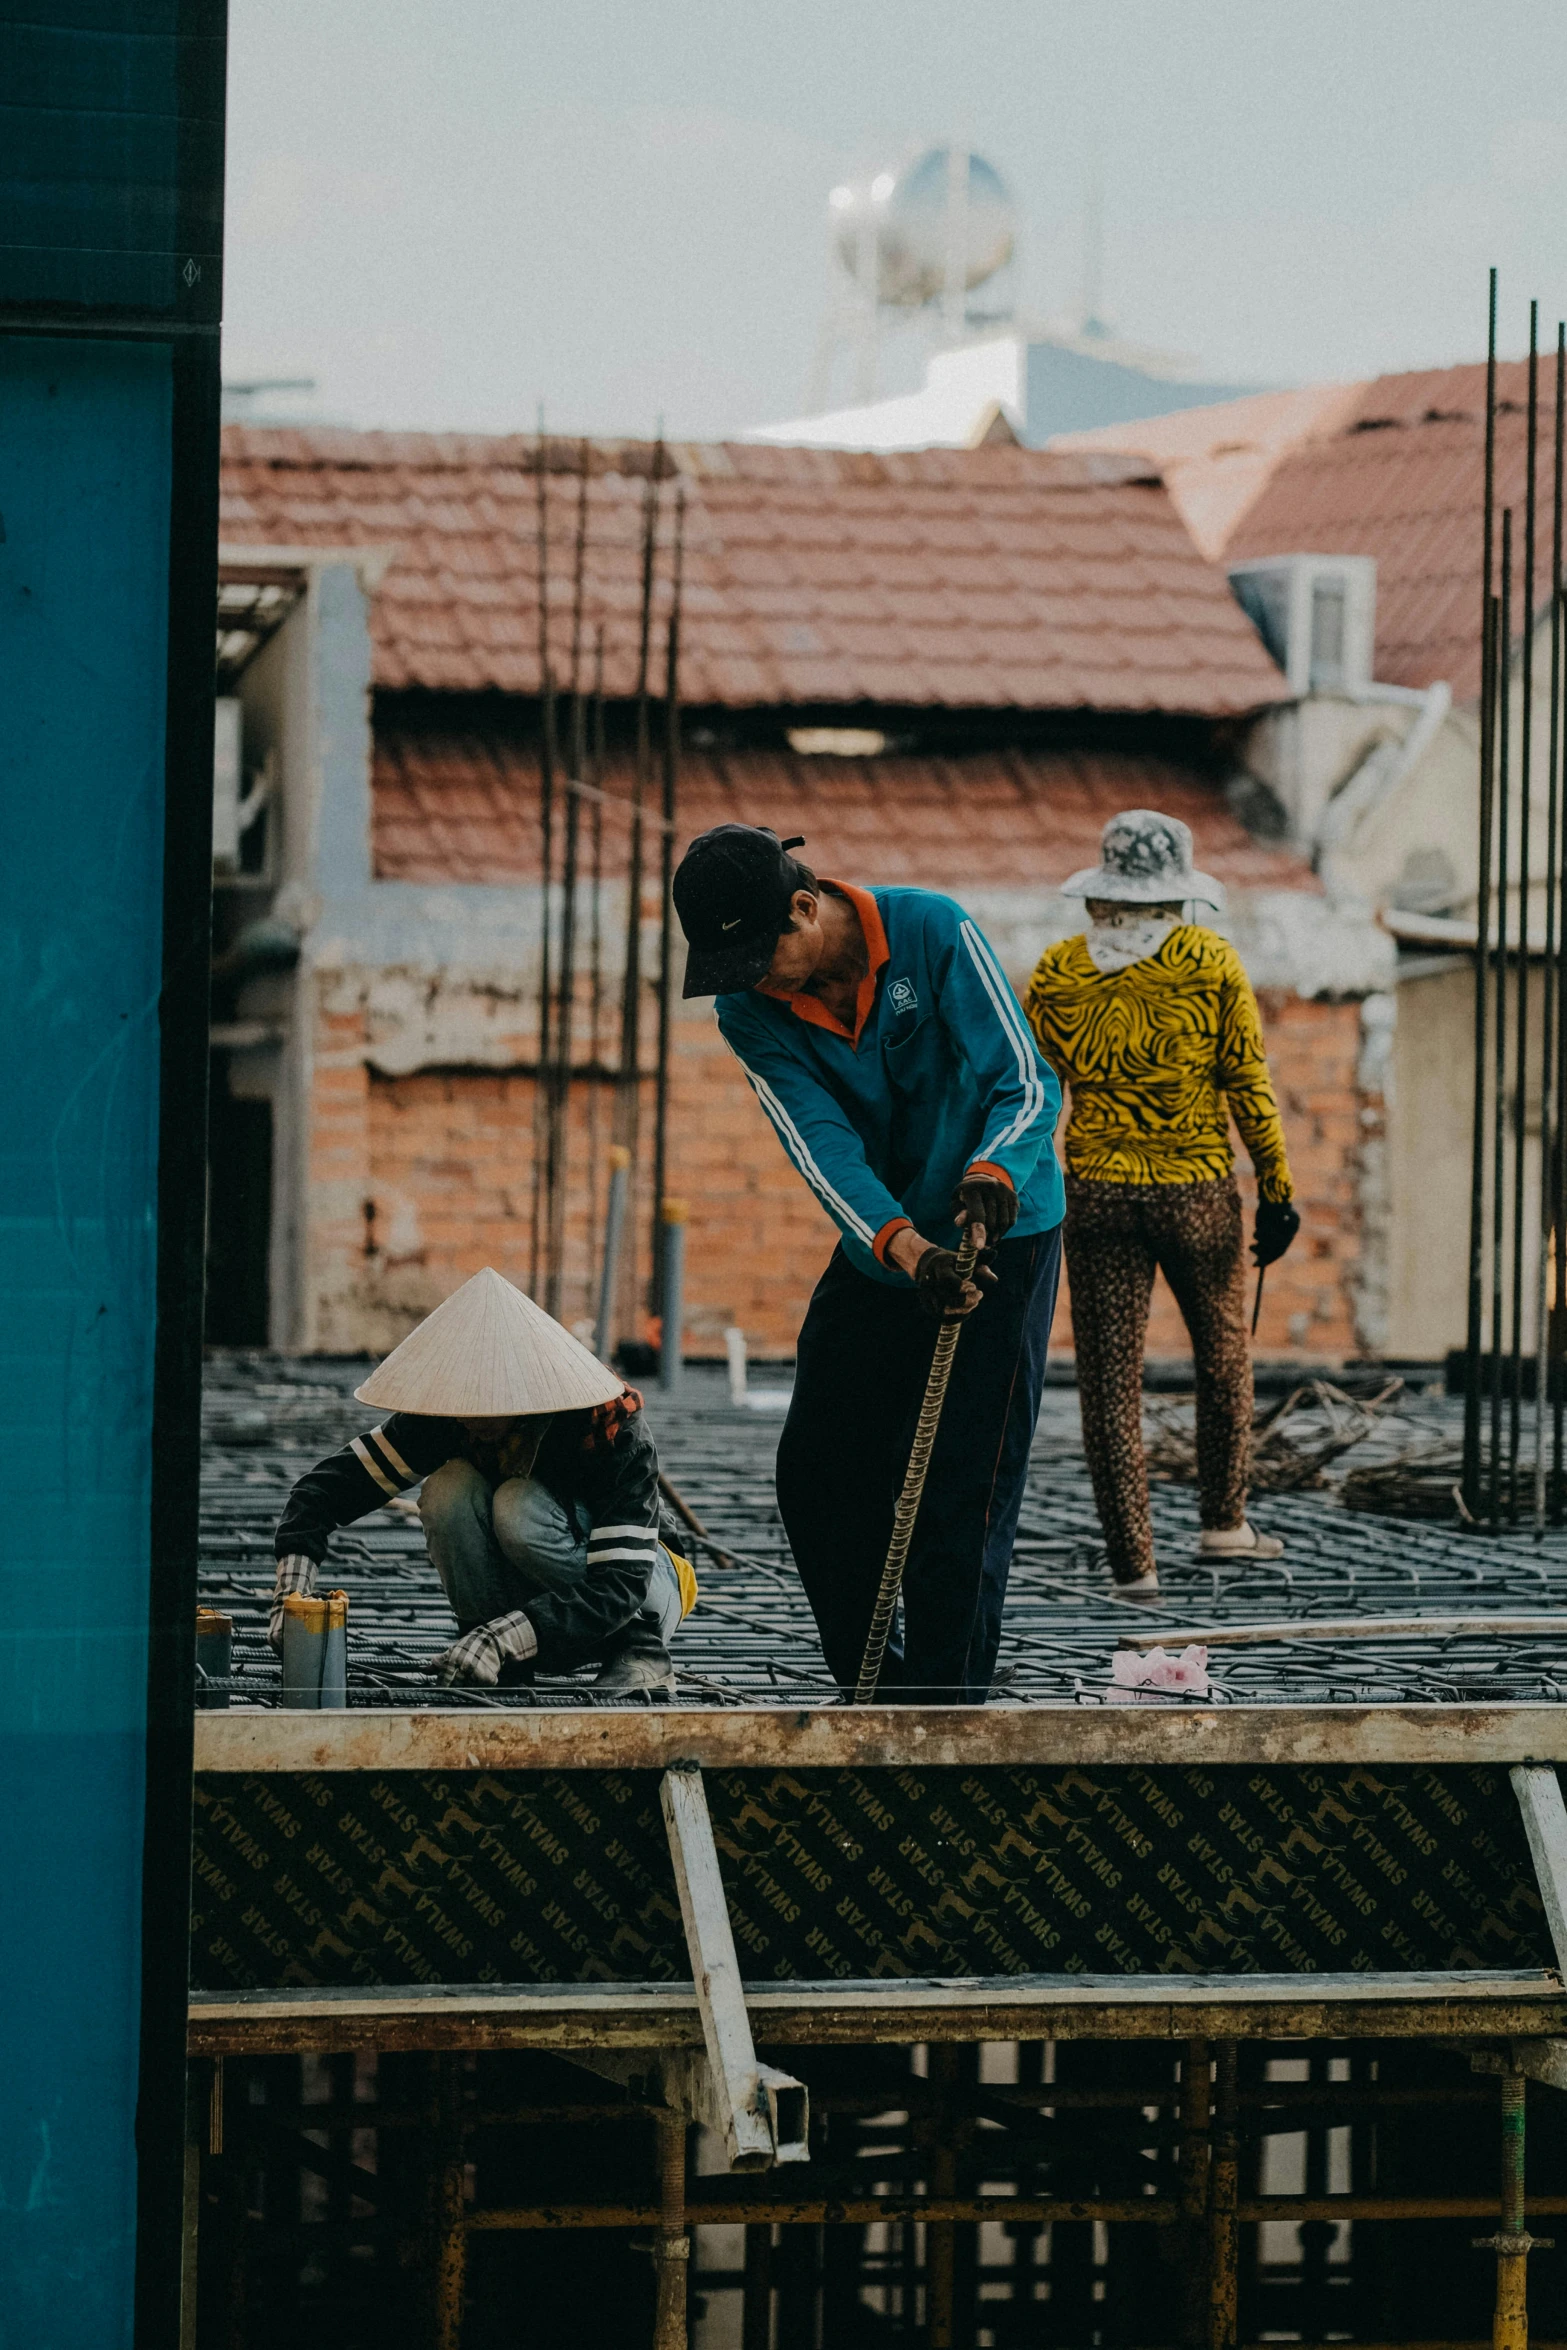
[{"x1": 1463, "y1": 274, "x2": 1567, "y2": 1527}]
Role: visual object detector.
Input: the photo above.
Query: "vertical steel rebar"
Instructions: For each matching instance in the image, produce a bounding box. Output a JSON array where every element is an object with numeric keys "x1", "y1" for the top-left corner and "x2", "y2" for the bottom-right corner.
[
  {"x1": 530, "y1": 425, "x2": 558, "y2": 1300},
  {"x1": 1554, "y1": 329, "x2": 1567, "y2": 1508},
  {"x1": 546, "y1": 440, "x2": 592, "y2": 1321},
  {"x1": 1511, "y1": 308, "x2": 1540, "y2": 1512},
  {"x1": 618, "y1": 447, "x2": 663, "y2": 1351},
  {"x1": 650, "y1": 487, "x2": 685, "y2": 1321},
  {"x1": 430, "y1": 2054, "x2": 467, "y2": 2350},
  {"x1": 1181, "y1": 2038, "x2": 1213, "y2": 2350},
  {"x1": 651, "y1": 2112, "x2": 689, "y2": 2350},
  {"x1": 1538, "y1": 326, "x2": 1565, "y2": 1520},
  {"x1": 1467, "y1": 268, "x2": 1500, "y2": 1515},
  {"x1": 1492, "y1": 509, "x2": 1515, "y2": 1524},
  {"x1": 586, "y1": 624, "x2": 607, "y2": 1328},
  {"x1": 1207, "y1": 2040, "x2": 1240, "y2": 2350}
]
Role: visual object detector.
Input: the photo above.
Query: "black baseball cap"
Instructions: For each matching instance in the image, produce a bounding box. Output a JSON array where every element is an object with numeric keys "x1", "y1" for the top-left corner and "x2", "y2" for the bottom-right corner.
[{"x1": 673, "y1": 825, "x2": 810, "y2": 996}]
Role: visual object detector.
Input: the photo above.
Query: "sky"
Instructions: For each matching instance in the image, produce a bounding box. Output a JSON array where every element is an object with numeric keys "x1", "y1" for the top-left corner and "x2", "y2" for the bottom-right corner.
[{"x1": 223, "y1": 0, "x2": 1567, "y2": 440}]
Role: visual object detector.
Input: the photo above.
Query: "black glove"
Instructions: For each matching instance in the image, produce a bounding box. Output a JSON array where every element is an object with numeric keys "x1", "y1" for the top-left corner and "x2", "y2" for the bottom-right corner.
[
  {"x1": 1251, "y1": 1198, "x2": 1301, "y2": 1268},
  {"x1": 953, "y1": 1173, "x2": 1018, "y2": 1248},
  {"x1": 914, "y1": 1244, "x2": 998, "y2": 1319}
]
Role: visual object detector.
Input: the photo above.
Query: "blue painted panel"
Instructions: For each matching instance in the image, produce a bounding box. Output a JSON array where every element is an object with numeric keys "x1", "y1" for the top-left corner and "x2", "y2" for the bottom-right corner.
[
  {"x1": 1024, "y1": 340, "x2": 1261, "y2": 443},
  {"x1": 0, "y1": 335, "x2": 172, "y2": 2346}
]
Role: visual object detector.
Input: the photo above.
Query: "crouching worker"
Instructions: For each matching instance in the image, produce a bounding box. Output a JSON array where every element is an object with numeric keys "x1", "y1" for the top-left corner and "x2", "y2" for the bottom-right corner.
[{"x1": 269, "y1": 1267, "x2": 696, "y2": 1696}]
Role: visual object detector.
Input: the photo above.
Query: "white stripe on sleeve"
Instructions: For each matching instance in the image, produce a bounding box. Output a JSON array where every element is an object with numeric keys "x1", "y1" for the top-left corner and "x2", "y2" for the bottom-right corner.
[
  {"x1": 351, "y1": 1435, "x2": 401, "y2": 1499},
  {"x1": 725, "y1": 1041, "x2": 878, "y2": 1246},
  {"x1": 960, "y1": 919, "x2": 1048, "y2": 1160}
]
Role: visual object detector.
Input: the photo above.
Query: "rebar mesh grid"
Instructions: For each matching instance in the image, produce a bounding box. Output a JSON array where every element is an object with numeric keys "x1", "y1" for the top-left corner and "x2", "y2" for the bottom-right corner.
[{"x1": 198, "y1": 1357, "x2": 1567, "y2": 1711}]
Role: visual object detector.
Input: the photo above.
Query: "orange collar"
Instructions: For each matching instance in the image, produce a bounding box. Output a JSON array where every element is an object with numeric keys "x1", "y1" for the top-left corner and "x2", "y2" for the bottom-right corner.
[{"x1": 761, "y1": 879, "x2": 889, "y2": 1045}]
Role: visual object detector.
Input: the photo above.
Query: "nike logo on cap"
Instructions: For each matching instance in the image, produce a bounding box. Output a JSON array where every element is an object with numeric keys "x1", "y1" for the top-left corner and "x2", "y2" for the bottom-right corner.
[{"x1": 722, "y1": 917, "x2": 742, "y2": 931}]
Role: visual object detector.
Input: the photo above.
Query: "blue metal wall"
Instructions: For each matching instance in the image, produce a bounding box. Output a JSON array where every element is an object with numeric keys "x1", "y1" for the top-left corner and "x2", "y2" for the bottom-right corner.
[
  {"x1": 0, "y1": 1, "x2": 226, "y2": 2338},
  {"x1": 0, "y1": 334, "x2": 174, "y2": 2345}
]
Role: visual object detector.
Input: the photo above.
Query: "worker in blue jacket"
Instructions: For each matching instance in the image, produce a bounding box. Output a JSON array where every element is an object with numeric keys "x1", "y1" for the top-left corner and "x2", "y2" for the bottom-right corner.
[{"x1": 674, "y1": 824, "x2": 1064, "y2": 1704}]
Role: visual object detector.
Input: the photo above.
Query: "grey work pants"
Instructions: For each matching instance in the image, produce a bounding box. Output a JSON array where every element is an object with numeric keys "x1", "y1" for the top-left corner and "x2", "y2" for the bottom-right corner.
[{"x1": 418, "y1": 1457, "x2": 682, "y2": 1646}]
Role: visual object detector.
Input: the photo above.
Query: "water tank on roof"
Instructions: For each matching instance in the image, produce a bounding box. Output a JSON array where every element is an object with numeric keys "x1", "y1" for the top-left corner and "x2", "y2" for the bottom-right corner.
[{"x1": 831, "y1": 148, "x2": 1016, "y2": 310}]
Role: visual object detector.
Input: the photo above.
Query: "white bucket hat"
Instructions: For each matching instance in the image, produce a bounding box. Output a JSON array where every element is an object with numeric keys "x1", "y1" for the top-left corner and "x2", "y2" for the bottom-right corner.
[
  {"x1": 1061, "y1": 809, "x2": 1224, "y2": 910},
  {"x1": 354, "y1": 1267, "x2": 623, "y2": 1417}
]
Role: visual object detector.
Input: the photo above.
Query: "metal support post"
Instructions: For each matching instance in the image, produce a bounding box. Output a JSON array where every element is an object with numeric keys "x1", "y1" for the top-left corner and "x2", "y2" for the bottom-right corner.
[
  {"x1": 926, "y1": 2042, "x2": 959, "y2": 2350},
  {"x1": 1207, "y1": 2040, "x2": 1239, "y2": 2350},
  {"x1": 595, "y1": 1144, "x2": 631, "y2": 1363},
  {"x1": 659, "y1": 1199, "x2": 686, "y2": 1392},
  {"x1": 1473, "y1": 2070, "x2": 1549, "y2": 2350},
  {"x1": 741, "y1": 2223, "x2": 773, "y2": 2350},
  {"x1": 1182, "y1": 2037, "x2": 1212, "y2": 2350},
  {"x1": 660, "y1": 1763, "x2": 776, "y2": 2168},
  {"x1": 430, "y1": 2053, "x2": 467, "y2": 2350},
  {"x1": 652, "y1": 2111, "x2": 689, "y2": 2350}
]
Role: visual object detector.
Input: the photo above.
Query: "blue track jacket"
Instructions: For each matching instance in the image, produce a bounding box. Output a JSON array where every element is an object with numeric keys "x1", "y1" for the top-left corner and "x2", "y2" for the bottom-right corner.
[{"x1": 716, "y1": 884, "x2": 1064, "y2": 1285}]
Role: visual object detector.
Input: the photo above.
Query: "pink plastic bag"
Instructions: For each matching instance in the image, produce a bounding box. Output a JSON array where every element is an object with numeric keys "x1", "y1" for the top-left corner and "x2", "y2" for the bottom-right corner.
[{"x1": 1104, "y1": 1644, "x2": 1211, "y2": 1703}]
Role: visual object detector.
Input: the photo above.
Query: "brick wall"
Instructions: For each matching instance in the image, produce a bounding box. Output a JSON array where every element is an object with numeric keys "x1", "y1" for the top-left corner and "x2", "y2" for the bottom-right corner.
[{"x1": 307, "y1": 978, "x2": 1367, "y2": 1365}]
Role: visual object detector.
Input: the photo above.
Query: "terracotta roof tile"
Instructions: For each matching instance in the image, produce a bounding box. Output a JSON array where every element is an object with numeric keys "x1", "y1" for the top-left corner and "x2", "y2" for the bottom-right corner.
[
  {"x1": 220, "y1": 428, "x2": 1284, "y2": 718},
  {"x1": 370, "y1": 721, "x2": 1318, "y2": 900},
  {"x1": 1226, "y1": 359, "x2": 1539, "y2": 698}
]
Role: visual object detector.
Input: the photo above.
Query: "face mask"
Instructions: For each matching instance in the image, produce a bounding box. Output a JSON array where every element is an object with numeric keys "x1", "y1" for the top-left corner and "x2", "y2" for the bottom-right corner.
[{"x1": 1084, "y1": 909, "x2": 1181, "y2": 973}]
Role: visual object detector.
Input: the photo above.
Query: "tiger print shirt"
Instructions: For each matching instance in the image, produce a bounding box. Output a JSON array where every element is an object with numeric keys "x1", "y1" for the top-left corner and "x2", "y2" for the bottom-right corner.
[{"x1": 1023, "y1": 925, "x2": 1294, "y2": 1202}]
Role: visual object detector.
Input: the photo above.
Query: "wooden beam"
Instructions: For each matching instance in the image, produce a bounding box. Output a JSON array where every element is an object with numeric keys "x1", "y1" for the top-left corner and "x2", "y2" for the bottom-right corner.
[
  {"x1": 1118, "y1": 1616, "x2": 1567, "y2": 1652},
  {"x1": 187, "y1": 1968, "x2": 1567, "y2": 2057},
  {"x1": 660, "y1": 1763, "x2": 774, "y2": 2169},
  {"x1": 1512, "y1": 1764, "x2": 1567, "y2": 1976},
  {"x1": 192, "y1": 1702, "x2": 1567, "y2": 1776}
]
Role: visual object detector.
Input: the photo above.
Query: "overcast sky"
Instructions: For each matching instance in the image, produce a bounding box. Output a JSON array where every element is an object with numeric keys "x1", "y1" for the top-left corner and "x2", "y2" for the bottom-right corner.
[{"x1": 224, "y1": 0, "x2": 1567, "y2": 439}]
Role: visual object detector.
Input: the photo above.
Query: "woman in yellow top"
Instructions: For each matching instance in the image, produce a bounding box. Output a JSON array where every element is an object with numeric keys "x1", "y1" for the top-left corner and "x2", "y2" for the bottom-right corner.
[{"x1": 1025, "y1": 810, "x2": 1300, "y2": 1597}]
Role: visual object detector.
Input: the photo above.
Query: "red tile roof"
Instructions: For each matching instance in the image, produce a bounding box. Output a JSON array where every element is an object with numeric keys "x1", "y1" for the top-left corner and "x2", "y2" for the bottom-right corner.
[
  {"x1": 373, "y1": 723, "x2": 1317, "y2": 895},
  {"x1": 1225, "y1": 359, "x2": 1539, "y2": 699},
  {"x1": 221, "y1": 429, "x2": 1287, "y2": 718}
]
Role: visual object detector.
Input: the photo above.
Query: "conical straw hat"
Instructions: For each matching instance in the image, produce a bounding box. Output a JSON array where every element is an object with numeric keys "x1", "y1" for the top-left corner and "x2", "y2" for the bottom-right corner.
[{"x1": 354, "y1": 1268, "x2": 624, "y2": 1417}]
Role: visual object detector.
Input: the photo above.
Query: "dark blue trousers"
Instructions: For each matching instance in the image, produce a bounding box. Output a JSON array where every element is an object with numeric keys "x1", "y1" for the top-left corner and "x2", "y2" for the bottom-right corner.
[{"x1": 776, "y1": 1227, "x2": 1061, "y2": 1704}]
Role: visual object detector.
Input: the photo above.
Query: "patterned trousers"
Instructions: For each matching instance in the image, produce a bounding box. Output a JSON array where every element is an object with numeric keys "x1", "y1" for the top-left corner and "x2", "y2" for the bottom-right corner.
[{"x1": 1064, "y1": 1173, "x2": 1252, "y2": 1581}]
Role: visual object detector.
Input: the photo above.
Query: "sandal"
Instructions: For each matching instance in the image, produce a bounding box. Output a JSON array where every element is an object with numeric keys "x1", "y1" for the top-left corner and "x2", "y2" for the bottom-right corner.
[
  {"x1": 1109, "y1": 1571, "x2": 1162, "y2": 1605},
  {"x1": 1196, "y1": 1522, "x2": 1284, "y2": 1560}
]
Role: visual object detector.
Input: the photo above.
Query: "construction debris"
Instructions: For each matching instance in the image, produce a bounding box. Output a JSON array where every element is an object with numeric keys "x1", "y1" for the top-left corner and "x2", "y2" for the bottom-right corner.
[{"x1": 1144, "y1": 1376, "x2": 1404, "y2": 1493}]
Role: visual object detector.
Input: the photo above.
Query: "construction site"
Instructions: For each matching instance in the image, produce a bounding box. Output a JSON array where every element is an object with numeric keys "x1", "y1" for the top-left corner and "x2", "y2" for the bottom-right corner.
[
  {"x1": 14, "y1": 19, "x2": 1567, "y2": 2350},
  {"x1": 175, "y1": 301, "x2": 1567, "y2": 2350}
]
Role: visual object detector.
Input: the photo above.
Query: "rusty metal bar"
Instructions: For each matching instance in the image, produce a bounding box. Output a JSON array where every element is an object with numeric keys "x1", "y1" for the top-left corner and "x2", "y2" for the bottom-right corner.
[
  {"x1": 1514, "y1": 310, "x2": 1540, "y2": 1515},
  {"x1": 616, "y1": 446, "x2": 662, "y2": 1351},
  {"x1": 430, "y1": 2053, "x2": 467, "y2": 2350},
  {"x1": 926, "y1": 2042, "x2": 959, "y2": 2350},
  {"x1": 649, "y1": 489, "x2": 683, "y2": 1329},
  {"x1": 1207, "y1": 2040, "x2": 1239, "y2": 2350},
  {"x1": 651, "y1": 2112, "x2": 688, "y2": 2350},
  {"x1": 1494, "y1": 507, "x2": 1515, "y2": 1523},
  {"x1": 740, "y1": 2223, "x2": 773, "y2": 2350},
  {"x1": 530, "y1": 423, "x2": 558, "y2": 1300},
  {"x1": 460, "y1": 2189, "x2": 1567, "y2": 2231},
  {"x1": 1468, "y1": 265, "x2": 1500, "y2": 1511},
  {"x1": 1182, "y1": 2037, "x2": 1212, "y2": 2350}
]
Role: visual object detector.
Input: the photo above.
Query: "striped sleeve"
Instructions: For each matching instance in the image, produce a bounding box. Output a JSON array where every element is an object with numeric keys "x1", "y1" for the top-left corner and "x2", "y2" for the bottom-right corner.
[
  {"x1": 948, "y1": 914, "x2": 1062, "y2": 1197},
  {"x1": 715, "y1": 1007, "x2": 908, "y2": 1256},
  {"x1": 274, "y1": 1414, "x2": 452, "y2": 1563},
  {"x1": 520, "y1": 1409, "x2": 665, "y2": 1671}
]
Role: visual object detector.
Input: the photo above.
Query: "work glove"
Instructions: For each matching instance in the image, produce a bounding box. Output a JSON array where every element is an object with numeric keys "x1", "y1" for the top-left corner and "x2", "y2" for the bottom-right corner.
[
  {"x1": 269, "y1": 1554, "x2": 316, "y2": 1653},
  {"x1": 953, "y1": 1172, "x2": 1018, "y2": 1248},
  {"x1": 1251, "y1": 1197, "x2": 1301, "y2": 1268},
  {"x1": 432, "y1": 1609, "x2": 538, "y2": 1687},
  {"x1": 914, "y1": 1244, "x2": 997, "y2": 1320}
]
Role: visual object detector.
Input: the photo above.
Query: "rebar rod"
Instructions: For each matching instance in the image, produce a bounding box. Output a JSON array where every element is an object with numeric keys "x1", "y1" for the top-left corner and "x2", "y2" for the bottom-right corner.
[
  {"x1": 1555, "y1": 329, "x2": 1567, "y2": 1510},
  {"x1": 1540, "y1": 327, "x2": 1565, "y2": 1521},
  {"x1": 616, "y1": 446, "x2": 662, "y2": 1352},
  {"x1": 586, "y1": 623, "x2": 606, "y2": 1314},
  {"x1": 1493, "y1": 509, "x2": 1515, "y2": 1524},
  {"x1": 545, "y1": 440, "x2": 591, "y2": 1321},
  {"x1": 530, "y1": 424, "x2": 558, "y2": 1301},
  {"x1": 651, "y1": 2111, "x2": 689, "y2": 2350},
  {"x1": 650, "y1": 486, "x2": 685, "y2": 1319},
  {"x1": 1207, "y1": 2041, "x2": 1240, "y2": 2350},
  {"x1": 855, "y1": 1237, "x2": 979, "y2": 1701},
  {"x1": 1182, "y1": 2038, "x2": 1212, "y2": 2350},
  {"x1": 1511, "y1": 308, "x2": 1539, "y2": 1514},
  {"x1": 1468, "y1": 266, "x2": 1501, "y2": 1516}
]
